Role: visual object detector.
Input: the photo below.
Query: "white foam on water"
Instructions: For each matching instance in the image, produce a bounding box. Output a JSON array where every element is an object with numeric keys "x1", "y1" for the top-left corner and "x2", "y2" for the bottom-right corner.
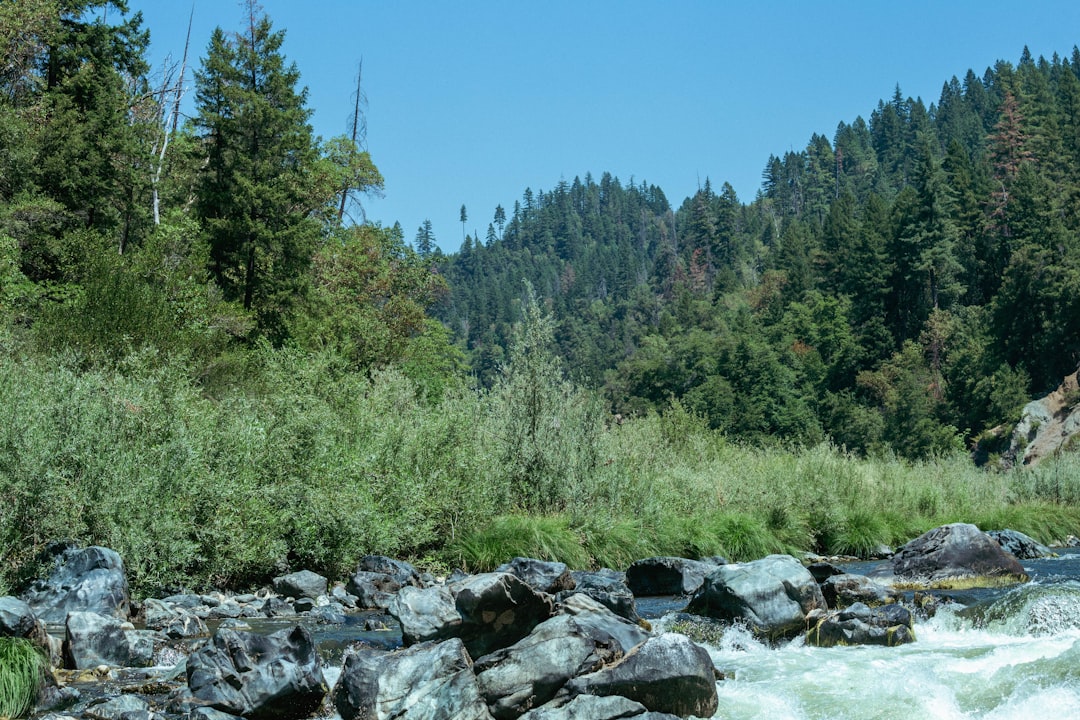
[{"x1": 981, "y1": 686, "x2": 1080, "y2": 720}]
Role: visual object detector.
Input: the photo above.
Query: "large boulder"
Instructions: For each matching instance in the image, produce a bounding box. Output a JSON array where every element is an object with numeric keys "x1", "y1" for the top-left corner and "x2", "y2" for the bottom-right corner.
[
  {"x1": 685, "y1": 554, "x2": 826, "y2": 641},
  {"x1": 21, "y1": 545, "x2": 130, "y2": 624},
  {"x1": 495, "y1": 558, "x2": 575, "y2": 595},
  {"x1": 820, "y1": 574, "x2": 897, "y2": 609},
  {"x1": 389, "y1": 572, "x2": 554, "y2": 660},
  {"x1": 186, "y1": 626, "x2": 326, "y2": 720},
  {"x1": 272, "y1": 570, "x2": 327, "y2": 601},
  {"x1": 520, "y1": 694, "x2": 680, "y2": 719},
  {"x1": 987, "y1": 529, "x2": 1054, "y2": 560},
  {"x1": 625, "y1": 558, "x2": 718, "y2": 597},
  {"x1": 346, "y1": 571, "x2": 402, "y2": 610},
  {"x1": 63, "y1": 611, "x2": 154, "y2": 669},
  {"x1": 355, "y1": 556, "x2": 421, "y2": 587},
  {"x1": 142, "y1": 598, "x2": 208, "y2": 639},
  {"x1": 559, "y1": 571, "x2": 640, "y2": 624},
  {"x1": 474, "y1": 596, "x2": 648, "y2": 720},
  {"x1": 874, "y1": 523, "x2": 1029, "y2": 588},
  {"x1": 0, "y1": 596, "x2": 41, "y2": 638},
  {"x1": 806, "y1": 602, "x2": 915, "y2": 647},
  {"x1": 334, "y1": 639, "x2": 492, "y2": 720},
  {"x1": 562, "y1": 633, "x2": 718, "y2": 718}
]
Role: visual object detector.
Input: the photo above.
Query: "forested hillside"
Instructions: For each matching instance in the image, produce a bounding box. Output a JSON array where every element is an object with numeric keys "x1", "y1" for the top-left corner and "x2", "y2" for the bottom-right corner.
[{"x1": 438, "y1": 48, "x2": 1080, "y2": 459}]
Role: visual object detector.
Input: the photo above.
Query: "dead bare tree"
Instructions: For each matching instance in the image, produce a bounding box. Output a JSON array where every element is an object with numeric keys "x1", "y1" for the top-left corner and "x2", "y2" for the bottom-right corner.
[
  {"x1": 150, "y1": 4, "x2": 194, "y2": 226},
  {"x1": 338, "y1": 59, "x2": 369, "y2": 224}
]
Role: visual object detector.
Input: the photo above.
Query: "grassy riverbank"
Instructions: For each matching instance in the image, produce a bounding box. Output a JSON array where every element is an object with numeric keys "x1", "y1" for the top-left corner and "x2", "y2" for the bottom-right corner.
[{"x1": 2, "y1": 346, "x2": 1079, "y2": 598}]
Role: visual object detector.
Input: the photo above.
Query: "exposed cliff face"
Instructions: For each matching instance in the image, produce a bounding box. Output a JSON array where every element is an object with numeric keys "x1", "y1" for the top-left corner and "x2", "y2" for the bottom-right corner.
[{"x1": 1003, "y1": 370, "x2": 1080, "y2": 468}]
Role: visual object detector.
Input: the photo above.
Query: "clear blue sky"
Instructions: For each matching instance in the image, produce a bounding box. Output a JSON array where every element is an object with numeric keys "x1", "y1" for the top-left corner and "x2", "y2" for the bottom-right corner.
[{"x1": 128, "y1": 0, "x2": 1080, "y2": 253}]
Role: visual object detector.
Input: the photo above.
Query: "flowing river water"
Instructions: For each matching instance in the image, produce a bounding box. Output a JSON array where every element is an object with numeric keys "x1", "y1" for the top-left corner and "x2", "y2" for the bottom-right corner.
[{"x1": 659, "y1": 550, "x2": 1080, "y2": 720}]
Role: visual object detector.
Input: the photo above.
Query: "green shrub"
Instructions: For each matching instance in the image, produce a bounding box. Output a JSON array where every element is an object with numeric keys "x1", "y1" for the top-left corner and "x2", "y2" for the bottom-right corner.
[
  {"x1": 447, "y1": 515, "x2": 590, "y2": 572},
  {"x1": 0, "y1": 638, "x2": 45, "y2": 719}
]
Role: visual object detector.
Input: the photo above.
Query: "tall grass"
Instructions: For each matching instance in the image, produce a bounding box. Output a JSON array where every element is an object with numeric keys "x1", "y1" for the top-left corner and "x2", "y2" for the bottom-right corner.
[
  {"x1": 2, "y1": 346, "x2": 1080, "y2": 596},
  {"x1": 0, "y1": 638, "x2": 45, "y2": 719}
]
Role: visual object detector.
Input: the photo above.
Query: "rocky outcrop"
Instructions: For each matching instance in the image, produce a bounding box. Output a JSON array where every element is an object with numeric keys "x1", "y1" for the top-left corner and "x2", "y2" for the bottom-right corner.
[
  {"x1": 63, "y1": 611, "x2": 154, "y2": 669},
  {"x1": 872, "y1": 523, "x2": 1029, "y2": 588},
  {"x1": 186, "y1": 626, "x2": 326, "y2": 720},
  {"x1": 806, "y1": 602, "x2": 915, "y2": 647},
  {"x1": 987, "y1": 529, "x2": 1054, "y2": 560},
  {"x1": 562, "y1": 633, "x2": 719, "y2": 718},
  {"x1": 625, "y1": 557, "x2": 720, "y2": 597},
  {"x1": 390, "y1": 572, "x2": 554, "y2": 660},
  {"x1": 334, "y1": 639, "x2": 492, "y2": 720},
  {"x1": 685, "y1": 554, "x2": 826, "y2": 640},
  {"x1": 21, "y1": 545, "x2": 130, "y2": 624},
  {"x1": 1004, "y1": 369, "x2": 1080, "y2": 467}
]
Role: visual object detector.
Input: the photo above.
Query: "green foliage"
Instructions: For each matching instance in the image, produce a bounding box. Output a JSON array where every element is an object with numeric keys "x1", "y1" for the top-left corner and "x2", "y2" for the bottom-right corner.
[
  {"x1": 0, "y1": 638, "x2": 45, "y2": 719},
  {"x1": 447, "y1": 515, "x2": 590, "y2": 573}
]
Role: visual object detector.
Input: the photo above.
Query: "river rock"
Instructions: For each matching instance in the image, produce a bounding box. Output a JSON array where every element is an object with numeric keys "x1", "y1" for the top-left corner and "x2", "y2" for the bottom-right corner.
[
  {"x1": 685, "y1": 554, "x2": 826, "y2": 641},
  {"x1": 987, "y1": 529, "x2": 1054, "y2": 560},
  {"x1": 0, "y1": 596, "x2": 40, "y2": 638},
  {"x1": 272, "y1": 570, "x2": 327, "y2": 601},
  {"x1": 346, "y1": 571, "x2": 401, "y2": 610},
  {"x1": 821, "y1": 574, "x2": 897, "y2": 609},
  {"x1": 806, "y1": 602, "x2": 915, "y2": 647},
  {"x1": 142, "y1": 598, "x2": 208, "y2": 639},
  {"x1": 473, "y1": 595, "x2": 649, "y2": 720},
  {"x1": 83, "y1": 694, "x2": 151, "y2": 720},
  {"x1": 355, "y1": 556, "x2": 422, "y2": 587},
  {"x1": 520, "y1": 694, "x2": 680, "y2": 719},
  {"x1": 806, "y1": 561, "x2": 845, "y2": 584},
  {"x1": 559, "y1": 571, "x2": 640, "y2": 624},
  {"x1": 625, "y1": 557, "x2": 719, "y2": 597},
  {"x1": 186, "y1": 625, "x2": 326, "y2": 720},
  {"x1": 876, "y1": 523, "x2": 1029, "y2": 587},
  {"x1": 63, "y1": 611, "x2": 154, "y2": 669},
  {"x1": 562, "y1": 633, "x2": 718, "y2": 718},
  {"x1": 390, "y1": 572, "x2": 554, "y2": 659},
  {"x1": 495, "y1": 558, "x2": 575, "y2": 595},
  {"x1": 334, "y1": 639, "x2": 492, "y2": 720},
  {"x1": 21, "y1": 545, "x2": 130, "y2": 624}
]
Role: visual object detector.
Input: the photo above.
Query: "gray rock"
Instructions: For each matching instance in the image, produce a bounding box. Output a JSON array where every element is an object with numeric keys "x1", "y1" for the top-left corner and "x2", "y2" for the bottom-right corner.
[
  {"x1": 520, "y1": 694, "x2": 679, "y2": 719},
  {"x1": 83, "y1": 694, "x2": 150, "y2": 720},
  {"x1": 0, "y1": 596, "x2": 40, "y2": 638},
  {"x1": 334, "y1": 639, "x2": 492, "y2": 720},
  {"x1": 63, "y1": 611, "x2": 154, "y2": 669},
  {"x1": 495, "y1": 558, "x2": 575, "y2": 594},
  {"x1": 390, "y1": 572, "x2": 555, "y2": 660},
  {"x1": 309, "y1": 603, "x2": 348, "y2": 625},
  {"x1": 563, "y1": 633, "x2": 718, "y2": 718},
  {"x1": 988, "y1": 529, "x2": 1054, "y2": 560},
  {"x1": 557, "y1": 594, "x2": 650, "y2": 654},
  {"x1": 262, "y1": 597, "x2": 296, "y2": 618},
  {"x1": 355, "y1": 556, "x2": 421, "y2": 587},
  {"x1": 143, "y1": 599, "x2": 208, "y2": 639},
  {"x1": 685, "y1": 554, "x2": 826, "y2": 641},
  {"x1": 272, "y1": 570, "x2": 328, "y2": 601},
  {"x1": 875, "y1": 523, "x2": 1029, "y2": 587},
  {"x1": 806, "y1": 602, "x2": 915, "y2": 647},
  {"x1": 186, "y1": 626, "x2": 326, "y2": 720},
  {"x1": 188, "y1": 708, "x2": 245, "y2": 720},
  {"x1": 346, "y1": 571, "x2": 401, "y2": 610},
  {"x1": 625, "y1": 557, "x2": 717, "y2": 597},
  {"x1": 21, "y1": 546, "x2": 130, "y2": 624},
  {"x1": 560, "y1": 572, "x2": 640, "y2": 624},
  {"x1": 806, "y1": 561, "x2": 845, "y2": 584},
  {"x1": 474, "y1": 611, "x2": 626, "y2": 719},
  {"x1": 821, "y1": 574, "x2": 897, "y2": 609}
]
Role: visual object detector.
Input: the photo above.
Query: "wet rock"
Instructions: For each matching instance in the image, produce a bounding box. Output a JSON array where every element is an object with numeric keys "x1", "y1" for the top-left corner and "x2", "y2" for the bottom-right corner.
[
  {"x1": 261, "y1": 597, "x2": 296, "y2": 618},
  {"x1": 355, "y1": 556, "x2": 422, "y2": 587},
  {"x1": 806, "y1": 602, "x2": 915, "y2": 647},
  {"x1": 330, "y1": 582, "x2": 359, "y2": 609},
  {"x1": 495, "y1": 558, "x2": 575, "y2": 595},
  {"x1": 189, "y1": 708, "x2": 246, "y2": 720},
  {"x1": 562, "y1": 633, "x2": 718, "y2": 718},
  {"x1": 143, "y1": 599, "x2": 208, "y2": 639},
  {"x1": 875, "y1": 523, "x2": 1029, "y2": 587},
  {"x1": 83, "y1": 694, "x2": 151, "y2": 720},
  {"x1": 625, "y1": 557, "x2": 718, "y2": 597},
  {"x1": 309, "y1": 603, "x2": 348, "y2": 625},
  {"x1": 63, "y1": 611, "x2": 154, "y2": 669},
  {"x1": 272, "y1": 570, "x2": 328, "y2": 601},
  {"x1": 559, "y1": 572, "x2": 640, "y2": 624},
  {"x1": 334, "y1": 639, "x2": 492, "y2": 720},
  {"x1": 390, "y1": 572, "x2": 554, "y2": 660},
  {"x1": 685, "y1": 554, "x2": 826, "y2": 641},
  {"x1": 988, "y1": 529, "x2": 1054, "y2": 560},
  {"x1": 186, "y1": 626, "x2": 326, "y2": 720},
  {"x1": 520, "y1": 694, "x2": 679, "y2": 719},
  {"x1": 557, "y1": 594, "x2": 649, "y2": 654},
  {"x1": 821, "y1": 574, "x2": 897, "y2": 609},
  {"x1": 0, "y1": 596, "x2": 42, "y2": 639},
  {"x1": 21, "y1": 545, "x2": 130, "y2": 624},
  {"x1": 473, "y1": 600, "x2": 641, "y2": 719},
  {"x1": 806, "y1": 561, "x2": 845, "y2": 584}
]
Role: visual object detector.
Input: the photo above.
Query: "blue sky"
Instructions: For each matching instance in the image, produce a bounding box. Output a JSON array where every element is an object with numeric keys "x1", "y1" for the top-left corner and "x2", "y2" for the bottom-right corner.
[{"x1": 128, "y1": 1, "x2": 1080, "y2": 252}]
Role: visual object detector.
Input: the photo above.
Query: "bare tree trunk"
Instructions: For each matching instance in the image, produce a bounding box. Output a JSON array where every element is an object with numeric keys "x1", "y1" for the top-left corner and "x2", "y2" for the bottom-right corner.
[
  {"x1": 152, "y1": 5, "x2": 193, "y2": 225},
  {"x1": 338, "y1": 59, "x2": 367, "y2": 224}
]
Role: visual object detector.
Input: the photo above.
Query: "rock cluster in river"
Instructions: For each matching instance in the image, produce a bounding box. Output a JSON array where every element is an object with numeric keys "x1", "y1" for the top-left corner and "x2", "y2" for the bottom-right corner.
[{"x1": 1, "y1": 522, "x2": 1045, "y2": 720}]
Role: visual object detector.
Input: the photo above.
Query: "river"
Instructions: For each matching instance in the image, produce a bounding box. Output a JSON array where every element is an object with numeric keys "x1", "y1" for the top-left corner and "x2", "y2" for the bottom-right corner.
[{"x1": 660, "y1": 550, "x2": 1080, "y2": 719}]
